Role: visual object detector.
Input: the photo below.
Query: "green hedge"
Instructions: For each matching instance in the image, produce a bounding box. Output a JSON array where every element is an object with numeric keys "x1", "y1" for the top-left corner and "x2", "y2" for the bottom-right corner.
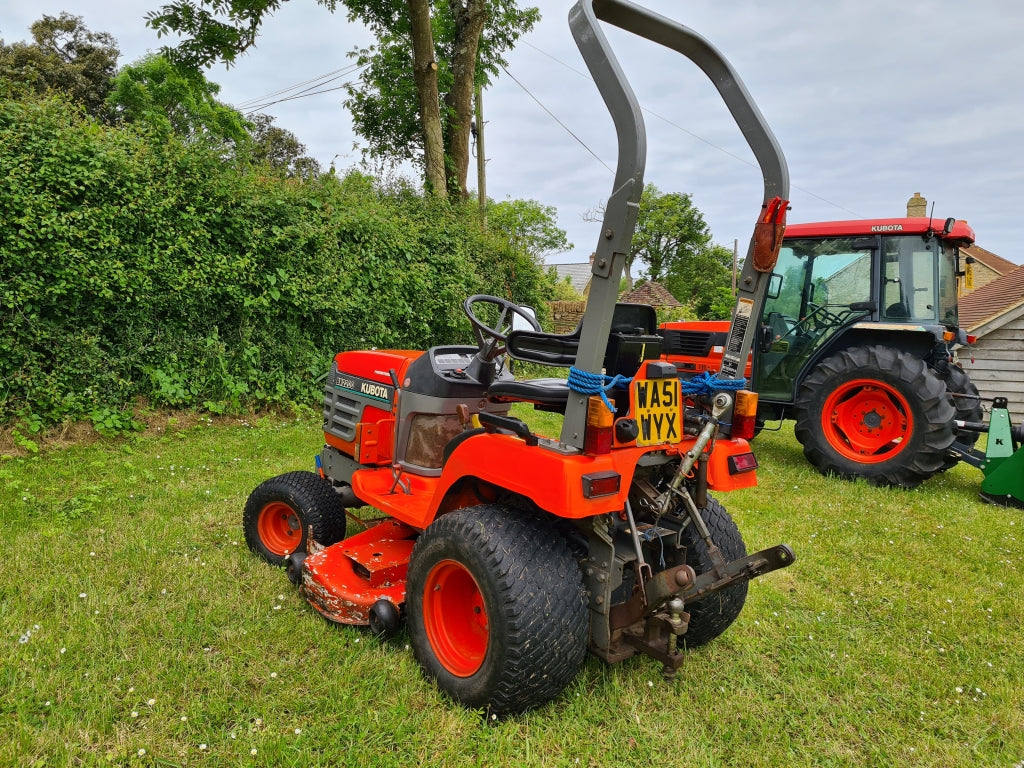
[{"x1": 0, "y1": 91, "x2": 552, "y2": 428}]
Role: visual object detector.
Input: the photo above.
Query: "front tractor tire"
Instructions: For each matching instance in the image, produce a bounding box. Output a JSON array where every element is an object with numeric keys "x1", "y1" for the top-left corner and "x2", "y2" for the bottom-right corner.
[
  {"x1": 406, "y1": 505, "x2": 589, "y2": 716},
  {"x1": 793, "y1": 345, "x2": 955, "y2": 488},
  {"x1": 243, "y1": 471, "x2": 347, "y2": 566}
]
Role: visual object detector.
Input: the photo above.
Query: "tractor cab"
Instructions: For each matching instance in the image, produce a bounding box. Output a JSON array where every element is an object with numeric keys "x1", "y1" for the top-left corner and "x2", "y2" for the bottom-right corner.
[
  {"x1": 751, "y1": 217, "x2": 975, "y2": 405},
  {"x1": 661, "y1": 215, "x2": 985, "y2": 489}
]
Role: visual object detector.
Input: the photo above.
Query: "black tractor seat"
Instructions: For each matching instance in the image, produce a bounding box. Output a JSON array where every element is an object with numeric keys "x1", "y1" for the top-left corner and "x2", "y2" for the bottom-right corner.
[
  {"x1": 485, "y1": 303, "x2": 662, "y2": 413},
  {"x1": 487, "y1": 377, "x2": 572, "y2": 412}
]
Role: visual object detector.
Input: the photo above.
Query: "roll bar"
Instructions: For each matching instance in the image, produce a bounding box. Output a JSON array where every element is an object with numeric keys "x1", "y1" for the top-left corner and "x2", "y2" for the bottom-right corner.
[{"x1": 560, "y1": 0, "x2": 791, "y2": 448}]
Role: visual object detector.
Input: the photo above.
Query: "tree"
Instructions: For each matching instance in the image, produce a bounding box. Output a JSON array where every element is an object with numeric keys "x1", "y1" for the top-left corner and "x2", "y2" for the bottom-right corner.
[
  {"x1": 629, "y1": 184, "x2": 733, "y2": 319},
  {"x1": 0, "y1": 13, "x2": 119, "y2": 120},
  {"x1": 145, "y1": 0, "x2": 538, "y2": 199},
  {"x1": 632, "y1": 184, "x2": 711, "y2": 281},
  {"x1": 662, "y1": 243, "x2": 735, "y2": 319},
  {"x1": 246, "y1": 113, "x2": 321, "y2": 177},
  {"x1": 486, "y1": 198, "x2": 571, "y2": 262},
  {"x1": 107, "y1": 54, "x2": 250, "y2": 148}
]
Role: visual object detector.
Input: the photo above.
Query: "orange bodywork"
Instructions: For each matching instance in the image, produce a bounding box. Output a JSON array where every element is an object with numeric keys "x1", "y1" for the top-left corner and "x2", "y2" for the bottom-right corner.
[
  {"x1": 341, "y1": 370, "x2": 757, "y2": 531},
  {"x1": 302, "y1": 518, "x2": 417, "y2": 625},
  {"x1": 662, "y1": 320, "x2": 754, "y2": 378}
]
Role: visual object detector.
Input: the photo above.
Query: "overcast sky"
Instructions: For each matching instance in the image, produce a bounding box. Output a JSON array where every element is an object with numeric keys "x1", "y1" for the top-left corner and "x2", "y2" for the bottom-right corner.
[{"x1": 3, "y1": 1, "x2": 1023, "y2": 266}]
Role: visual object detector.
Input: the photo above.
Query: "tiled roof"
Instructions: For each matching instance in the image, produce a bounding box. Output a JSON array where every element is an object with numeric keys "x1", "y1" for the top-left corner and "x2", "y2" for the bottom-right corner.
[
  {"x1": 962, "y1": 244, "x2": 1018, "y2": 276},
  {"x1": 959, "y1": 263, "x2": 1024, "y2": 332},
  {"x1": 549, "y1": 262, "x2": 592, "y2": 294},
  {"x1": 618, "y1": 280, "x2": 682, "y2": 307}
]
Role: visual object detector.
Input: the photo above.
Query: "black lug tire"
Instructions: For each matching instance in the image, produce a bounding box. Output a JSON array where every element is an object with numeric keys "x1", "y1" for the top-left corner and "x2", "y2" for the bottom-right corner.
[
  {"x1": 793, "y1": 345, "x2": 955, "y2": 488},
  {"x1": 937, "y1": 365, "x2": 984, "y2": 468},
  {"x1": 406, "y1": 505, "x2": 589, "y2": 716},
  {"x1": 678, "y1": 496, "x2": 748, "y2": 648},
  {"x1": 243, "y1": 471, "x2": 347, "y2": 566}
]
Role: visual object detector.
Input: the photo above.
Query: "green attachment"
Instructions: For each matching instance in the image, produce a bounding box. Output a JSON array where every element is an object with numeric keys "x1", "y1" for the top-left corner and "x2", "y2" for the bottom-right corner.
[
  {"x1": 982, "y1": 408, "x2": 1015, "y2": 461},
  {"x1": 979, "y1": 407, "x2": 1024, "y2": 508},
  {"x1": 980, "y1": 450, "x2": 1024, "y2": 508}
]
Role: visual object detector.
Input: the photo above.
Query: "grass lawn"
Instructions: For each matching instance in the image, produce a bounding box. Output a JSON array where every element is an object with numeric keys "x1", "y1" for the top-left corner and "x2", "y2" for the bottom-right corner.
[{"x1": 2, "y1": 409, "x2": 1022, "y2": 767}]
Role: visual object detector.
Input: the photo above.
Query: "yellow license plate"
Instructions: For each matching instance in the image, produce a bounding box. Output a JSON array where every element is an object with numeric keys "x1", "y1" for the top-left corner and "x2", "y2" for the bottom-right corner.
[{"x1": 633, "y1": 378, "x2": 682, "y2": 446}]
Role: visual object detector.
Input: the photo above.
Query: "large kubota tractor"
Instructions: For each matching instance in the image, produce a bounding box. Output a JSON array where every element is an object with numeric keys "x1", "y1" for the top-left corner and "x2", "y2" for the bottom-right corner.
[
  {"x1": 662, "y1": 217, "x2": 987, "y2": 488},
  {"x1": 243, "y1": 0, "x2": 795, "y2": 715}
]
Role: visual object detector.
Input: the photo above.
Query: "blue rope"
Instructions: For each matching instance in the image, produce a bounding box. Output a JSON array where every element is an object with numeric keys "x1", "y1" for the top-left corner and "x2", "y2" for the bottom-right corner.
[
  {"x1": 567, "y1": 366, "x2": 632, "y2": 412},
  {"x1": 681, "y1": 370, "x2": 747, "y2": 396}
]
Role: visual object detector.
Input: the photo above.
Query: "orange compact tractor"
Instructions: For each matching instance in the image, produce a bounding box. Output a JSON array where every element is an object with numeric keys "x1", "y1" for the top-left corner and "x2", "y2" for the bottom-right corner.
[{"x1": 244, "y1": 0, "x2": 795, "y2": 715}]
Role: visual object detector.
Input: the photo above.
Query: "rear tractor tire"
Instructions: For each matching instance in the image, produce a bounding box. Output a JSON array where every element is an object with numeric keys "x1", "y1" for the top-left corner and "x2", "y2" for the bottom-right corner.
[
  {"x1": 243, "y1": 471, "x2": 347, "y2": 566},
  {"x1": 935, "y1": 364, "x2": 984, "y2": 469},
  {"x1": 405, "y1": 505, "x2": 589, "y2": 716},
  {"x1": 793, "y1": 345, "x2": 955, "y2": 488},
  {"x1": 678, "y1": 496, "x2": 748, "y2": 648}
]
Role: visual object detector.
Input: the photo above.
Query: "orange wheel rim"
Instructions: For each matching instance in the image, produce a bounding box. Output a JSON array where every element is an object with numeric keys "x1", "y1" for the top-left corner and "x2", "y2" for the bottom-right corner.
[
  {"x1": 257, "y1": 501, "x2": 302, "y2": 556},
  {"x1": 822, "y1": 378, "x2": 912, "y2": 463},
  {"x1": 422, "y1": 559, "x2": 488, "y2": 677}
]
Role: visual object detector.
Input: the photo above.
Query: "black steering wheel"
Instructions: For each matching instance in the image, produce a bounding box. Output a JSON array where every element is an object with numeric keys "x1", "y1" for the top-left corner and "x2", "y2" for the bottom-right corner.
[
  {"x1": 799, "y1": 302, "x2": 843, "y2": 332},
  {"x1": 463, "y1": 294, "x2": 541, "y2": 361}
]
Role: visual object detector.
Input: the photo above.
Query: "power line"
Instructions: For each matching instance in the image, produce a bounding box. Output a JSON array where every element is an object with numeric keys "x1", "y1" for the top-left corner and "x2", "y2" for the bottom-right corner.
[
  {"x1": 242, "y1": 81, "x2": 359, "y2": 114},
  {"x1": 498, "y1": 64, "x2": 613, "y2": 175},
  {"x1": 232, "y1": 62, "x2": 367, "y2": 114},
  {"x1": 233, "y1": 62, "x2": 363, "y2": 108},
  {"x1": 519, "y1": 41, "x2": 864, "y2": 219}
]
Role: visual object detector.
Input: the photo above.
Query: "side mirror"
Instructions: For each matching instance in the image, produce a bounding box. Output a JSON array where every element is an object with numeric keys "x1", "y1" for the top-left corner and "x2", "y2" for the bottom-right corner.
[{"x1": 511, "y1": 306, "x2": 538, "y2": 332}]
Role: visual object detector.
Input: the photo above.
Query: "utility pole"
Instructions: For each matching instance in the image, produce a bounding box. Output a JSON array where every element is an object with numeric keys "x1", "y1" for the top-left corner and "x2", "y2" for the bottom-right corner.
[{"x1": 475, "y1": 83, "x2": 487, "y2": 224}]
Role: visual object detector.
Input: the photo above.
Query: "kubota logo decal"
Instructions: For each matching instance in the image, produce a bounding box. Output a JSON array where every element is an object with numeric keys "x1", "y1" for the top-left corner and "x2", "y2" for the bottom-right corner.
[
  {"x1": 360, "y1": 382, "x2": 391, "y2": 400},
  {"x1": 334, "y1": 374, "x2": 395, "y2": 403},
  {"x1": 870, "y1": 224, "x2": 903, "y2": 232}
]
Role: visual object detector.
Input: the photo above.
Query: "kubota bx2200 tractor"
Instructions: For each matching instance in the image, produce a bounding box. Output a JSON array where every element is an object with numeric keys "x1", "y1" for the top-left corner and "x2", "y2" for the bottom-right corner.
[
  {"x1": 662, "y1": 216, "x2": 984, "y2": 489},
  {"x1": 243, "y1": 0, "x2": 795, "y2": 715}
]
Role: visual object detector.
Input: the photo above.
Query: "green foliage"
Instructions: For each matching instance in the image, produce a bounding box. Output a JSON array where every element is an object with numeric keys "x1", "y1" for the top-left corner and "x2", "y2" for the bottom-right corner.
[
  {"x1": 106, "y1": 54, "x2": 250, "y2": 148},
  {"x1": 630, "y1": 184, "x2": 735, "y2": 319},
  {"x1": 663, "y1": 243, "x2": 737, "y2": 320},
  {"x1": 145, "y1": 1, "x2": 538, "y2": 197},
  {"x1": 245, "y1": 113, "x2": 320, "y2": 177},
  {"x1": 343, "y1": 1, "x2": 539, "y2": 172},
  {"x1": 0, "y1": 13, "x2": 119, "y2": 120},
  {"x1": 89, "y1": 406, "x2": 144, "y2": 437},
  {"x1": 144, "y1": 0, "x2": 291, "y2": 69},
  {"x1": 486, "y1": 198, "x2": 571, "y2": 262},
  {"x1": 0, "y1": 91, "x2": 553, "y2": 427},
  {"x1": 632, "y1": 183, "x2": 711, "y2": 280},
  {"x1": 9, "y1": 426, "x2": 40, "y2": 454},
  {"x1": 547, "y1": 269, "x2": 584, "y2": 302}
]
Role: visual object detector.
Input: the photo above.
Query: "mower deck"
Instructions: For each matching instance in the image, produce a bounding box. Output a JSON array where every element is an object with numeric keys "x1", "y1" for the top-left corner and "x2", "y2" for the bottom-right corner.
[{"x1": 302, "y1": 518, "x2": 417, "y2": 625}]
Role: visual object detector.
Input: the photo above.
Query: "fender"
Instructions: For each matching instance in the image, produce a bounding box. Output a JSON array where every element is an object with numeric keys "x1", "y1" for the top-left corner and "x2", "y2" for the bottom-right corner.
[{"x1": 432, "y1": 430, "x2": 757, "y2": 525}]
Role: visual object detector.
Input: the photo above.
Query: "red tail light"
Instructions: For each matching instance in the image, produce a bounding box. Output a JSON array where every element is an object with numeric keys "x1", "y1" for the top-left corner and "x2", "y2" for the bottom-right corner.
[
  {"x1": 582, "y1": 471, "x2": 621, "y2": 498},
  {"x1": 730, "y1": 390, "x2": 758, "y2": 440},
  {"x1": 584, "y1": 396, "x2": 614, "y2": 455},
  {"x1": 728, "y1": 452, "x2": 759, "y2": 474}
]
